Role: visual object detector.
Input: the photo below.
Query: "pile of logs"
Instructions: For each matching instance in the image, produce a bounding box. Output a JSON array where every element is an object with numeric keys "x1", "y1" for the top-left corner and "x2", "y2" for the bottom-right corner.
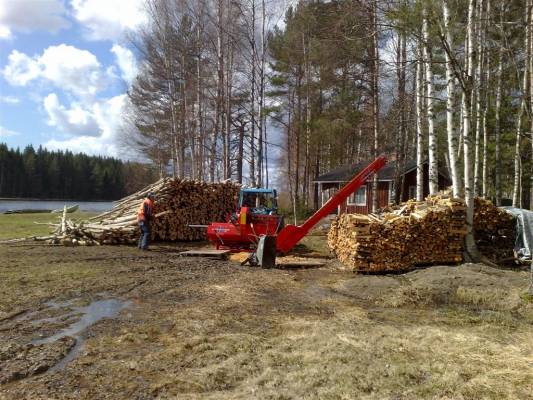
[
  {"x1": 43, "y1": 178, "x2": 240, "y2": 246},
  {"x1": 474, "y1": 198, "x2": 516, "y2": 262},
  {"x1": 328, "y1": 196, "x2": 467, "y2": 272}
]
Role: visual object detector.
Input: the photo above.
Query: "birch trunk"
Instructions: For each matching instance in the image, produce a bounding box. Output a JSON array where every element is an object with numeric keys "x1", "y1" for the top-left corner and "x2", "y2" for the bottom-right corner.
[
  {"x1": 303, "y1": 33, "x2": 311, "y2": 207},
  {"x1": 423, "y1": 6, "x2": 438, "y2": 195},
  {"x1": 224, "y1": 0, "x2": 234, "y2": 180},
  {"x1": 473, "y1": 0, "x2": 484, "y2": 196},
  {"x1": 416, "y1": 45, "x2": 424, "y2": 201},
  {"x1": 463, "y1": 0, "x2": 479, "y2": 259},
  {"x1": 371, "y1": 0, "x2": 379, "y2": 212},
  {"x1": 249, "y1": 0, "x2": 256, "y2": 186},
  {"x1": 494, "y1": 7, "x2": 504, "y2": 205},
  {"x1": 482, "y1": 0, "x2": 491, "y2": 198},
  {"x1": 513, "y1": 0, "x2": 530, "y2": 207},
  {"x1": 443, "y1": 0, "x2": 462, "y2": 197},
  {"x1": 260, "y1": 0, "x2": 267, "y2": 187},
  {"x1": 494, "y1": 46, "x2": 503, "y2": 205}
]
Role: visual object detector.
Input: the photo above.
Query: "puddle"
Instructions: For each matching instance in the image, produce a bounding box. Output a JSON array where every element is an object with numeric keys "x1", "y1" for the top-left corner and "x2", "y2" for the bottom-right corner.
[
  {"x1": 33, "y1": 299, "x2": 130, "y2": 345},
  {"x1": 32, "y1": 299, "x2": 131, "y2": 371}
]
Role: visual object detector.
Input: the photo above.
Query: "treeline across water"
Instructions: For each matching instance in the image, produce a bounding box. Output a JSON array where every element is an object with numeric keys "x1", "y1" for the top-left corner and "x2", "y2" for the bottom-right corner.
[{"x1": 0, "y1": 143, "x2": 159, "y2": 200}]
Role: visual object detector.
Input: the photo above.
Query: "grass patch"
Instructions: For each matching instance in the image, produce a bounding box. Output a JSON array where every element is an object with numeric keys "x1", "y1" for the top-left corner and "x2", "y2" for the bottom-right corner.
[
  {"x1": 0, "y1": 211, "x2": 97, "y2": 239},
  {"x1": 519, "y1": 292, "x2": 533, "y2": 303}
]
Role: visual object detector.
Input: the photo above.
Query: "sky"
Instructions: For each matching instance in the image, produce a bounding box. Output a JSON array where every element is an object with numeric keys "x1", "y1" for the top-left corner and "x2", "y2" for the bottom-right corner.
[{"x1": 0, "y1": 0, "x2": 145, "y2": 158}]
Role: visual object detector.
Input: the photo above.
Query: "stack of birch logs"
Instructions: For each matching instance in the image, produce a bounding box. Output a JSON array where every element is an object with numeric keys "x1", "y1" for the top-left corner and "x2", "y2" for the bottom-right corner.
[
  {"x1": 328, "y1": 195, "x2": 467, "y2": 272},
  {"x1": 474, "y1": 198, "x2": 516, "y2": 262},
  {"x1": 46, "y1": 178, "x2": 240, "y2": 246}
]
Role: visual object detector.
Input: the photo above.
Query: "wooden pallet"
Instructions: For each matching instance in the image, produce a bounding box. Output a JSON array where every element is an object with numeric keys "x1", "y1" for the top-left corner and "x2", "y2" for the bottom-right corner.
[{"x1": 179, "y1": 249, "x2": 231, "y2": 260}]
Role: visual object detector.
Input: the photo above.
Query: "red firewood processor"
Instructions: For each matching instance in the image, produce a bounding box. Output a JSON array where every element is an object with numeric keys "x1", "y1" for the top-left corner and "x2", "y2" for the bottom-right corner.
[{"x1": 191, "y1": 155, "x2": 387, "y2": 268}]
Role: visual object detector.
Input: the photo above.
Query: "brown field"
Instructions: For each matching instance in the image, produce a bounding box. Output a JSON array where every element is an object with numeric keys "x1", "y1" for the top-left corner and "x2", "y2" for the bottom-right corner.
[{"x1": 1, "y1": 237, "x2": 533, "y2": 399}]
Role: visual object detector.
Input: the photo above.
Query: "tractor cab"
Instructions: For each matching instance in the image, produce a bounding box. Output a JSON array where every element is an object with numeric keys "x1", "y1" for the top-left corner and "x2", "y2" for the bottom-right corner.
[{"x1": 238, "y1": 188, "x2": 278, "y2": 215}]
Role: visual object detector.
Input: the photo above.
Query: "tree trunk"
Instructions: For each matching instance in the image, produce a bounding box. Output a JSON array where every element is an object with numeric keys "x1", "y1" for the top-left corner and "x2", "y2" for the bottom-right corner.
[
  {"x1": 494, "y1": 9, "x2": 504, "y2": 205},
  {"x1": 259, "y1": 0, "x2": 267, "y2": 187},
  {"x1": 482, "y1": 0, "x2": 491, "y2": 198},
  {"x1": 371, "y1": 0, "x2": 379, "y2": 212},
  {"x1": 443, "y1": 0, "x2": 462, "y2": 197},
  {"x1": 463, "y1": 0, "x2": 479, "y2": 260},
  {"x1": 416, "y1": 45, "x2": 424, "y2": 202},
  {"x1": 513, "y1": 0, "x2": 530, "y2": 207},
  {"x1": 530, "y1": 0, "x2": 533, "y2": 211},
  {"x1": 303, "y1": 33, "x2": 311, "y2": 207},
  {"x1": 249, "y1": 0, "x2": 256, "y2": 186},
  {"x1": 473, "y1": 0, "x2": 484, "y2": 196},
  {"x1": 237, "y1": 124, "x2": 244, "y2": 183},
  {"x1": 423, "y1": 6, "x2": 438, "y2": 195}
]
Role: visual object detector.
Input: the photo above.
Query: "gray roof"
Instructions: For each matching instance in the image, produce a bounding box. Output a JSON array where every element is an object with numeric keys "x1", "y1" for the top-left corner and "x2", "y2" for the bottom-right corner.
[{"x1": 315, "y1": 159, "x2": 420, "y2": 182}]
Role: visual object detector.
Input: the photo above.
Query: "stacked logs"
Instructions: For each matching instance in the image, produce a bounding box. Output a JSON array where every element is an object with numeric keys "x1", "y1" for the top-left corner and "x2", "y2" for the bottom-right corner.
[
  {"x1": 45, "y1": 178, "x2": 240, "y2": 246},
  {"x1": 328, "y1": 196, "x2": 467, "y2": 272},
  {"x1": 474, "y1": 198, "x2": 516, "y2": 262}
]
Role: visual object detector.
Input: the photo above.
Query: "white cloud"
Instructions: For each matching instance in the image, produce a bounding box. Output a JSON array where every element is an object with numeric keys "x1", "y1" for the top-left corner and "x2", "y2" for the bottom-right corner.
[
  {"x1": 2, "y1": 50, "x2": 40, "y2": 85},
  {"x1": 0, "y1": 0, "x2": 70, "y2": 39},
  {"x1": 0, "y1": 95, "x2": 20, "y2": 104},
  {"x1": 2, "y1": 45, "x2": 110, "y2": 97},
  {"x1": 71, "y1": 0, "x2": 147, "y2": 41},
  {"x1": 44, "y1": 94, "x2": 128, "y2": 157},
  {"x1": 40, "y1": 44, "x2": 108, "y2": 97},
  {"x1": 0, "y1": 24, "x2": 10, "y2": 39},
  {"x1": 0, "y1": 125, "x2": 19, "y2": 137},
  {"x1": 44, "y1": 93, "x2": 100, "y2": 136},
  {"x1": 111, "y1": 44, "x2": 137, "y2": 84}
]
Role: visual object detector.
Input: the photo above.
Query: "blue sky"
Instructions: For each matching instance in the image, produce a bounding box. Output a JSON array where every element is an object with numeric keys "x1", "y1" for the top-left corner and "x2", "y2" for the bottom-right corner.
[{"x1": 0, "y1": 0, "x2": 145, "y2": 158}]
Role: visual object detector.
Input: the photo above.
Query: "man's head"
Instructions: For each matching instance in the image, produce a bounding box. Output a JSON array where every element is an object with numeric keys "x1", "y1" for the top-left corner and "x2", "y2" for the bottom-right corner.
[{"x1": 147, "y1": 192, "x2": 155, "y2": 201}]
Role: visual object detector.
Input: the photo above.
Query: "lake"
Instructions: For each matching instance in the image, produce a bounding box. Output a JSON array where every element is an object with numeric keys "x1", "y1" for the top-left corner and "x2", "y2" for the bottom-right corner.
[{"x1": 0, "y1": 200, "x2": 113, "y2": 213}]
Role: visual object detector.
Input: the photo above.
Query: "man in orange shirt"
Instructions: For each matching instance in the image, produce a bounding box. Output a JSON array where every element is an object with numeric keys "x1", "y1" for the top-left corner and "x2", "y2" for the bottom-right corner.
[{"x1": 137, "y1": 192, "x2": 155, "y2": 250}]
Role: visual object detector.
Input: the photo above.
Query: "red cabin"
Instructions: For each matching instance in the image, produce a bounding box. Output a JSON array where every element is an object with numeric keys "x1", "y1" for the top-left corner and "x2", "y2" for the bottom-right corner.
[{"x1": 315, "y1": 159, "x2": 451, "y2": 215}]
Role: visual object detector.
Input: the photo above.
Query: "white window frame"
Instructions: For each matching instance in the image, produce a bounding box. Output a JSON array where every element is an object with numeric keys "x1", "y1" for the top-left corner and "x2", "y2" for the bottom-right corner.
[{"x1": 348, "y1": 186, "x2": 367, "y2": 206}]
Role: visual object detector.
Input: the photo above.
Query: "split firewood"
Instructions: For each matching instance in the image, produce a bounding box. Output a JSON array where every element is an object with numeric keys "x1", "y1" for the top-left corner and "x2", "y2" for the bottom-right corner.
[{"x1": 328, "y1": 195, "x2": 516, "y2": 272}]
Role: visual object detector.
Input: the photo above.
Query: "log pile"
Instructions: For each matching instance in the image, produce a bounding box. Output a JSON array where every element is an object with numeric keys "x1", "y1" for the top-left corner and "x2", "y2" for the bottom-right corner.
[
  {"x1": 474, "y1": 198, "x2": 516, "y2": 262},
  {"x1": 41, "y1": 178, "x2": 240, "y2": 246},
  {"x1": 328, "y1": 196, "x2": 467, "y2": 272}
]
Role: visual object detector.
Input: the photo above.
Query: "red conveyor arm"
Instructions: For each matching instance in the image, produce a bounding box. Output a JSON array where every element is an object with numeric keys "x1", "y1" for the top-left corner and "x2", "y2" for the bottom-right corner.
[{"x1": 276, "y1": 155, "x2": 387, "y2": 253}]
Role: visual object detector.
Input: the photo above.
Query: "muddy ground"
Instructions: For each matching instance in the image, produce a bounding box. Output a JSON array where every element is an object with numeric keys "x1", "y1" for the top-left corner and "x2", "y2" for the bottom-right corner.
[{"x1": 1, "y1": 242, "x2": 533, "y2": 399}]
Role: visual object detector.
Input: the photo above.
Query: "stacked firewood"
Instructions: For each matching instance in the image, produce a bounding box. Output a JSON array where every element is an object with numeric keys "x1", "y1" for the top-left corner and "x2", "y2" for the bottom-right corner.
[
  {"x1": 328, "y1": 196, "x2": 467, "y2": 272},
  {"x1": 44, "y1": 178, "x2": 240, "y2": 246},
  {"x1": 474, "y1": 198, "x2": 516, "y2": 262}
]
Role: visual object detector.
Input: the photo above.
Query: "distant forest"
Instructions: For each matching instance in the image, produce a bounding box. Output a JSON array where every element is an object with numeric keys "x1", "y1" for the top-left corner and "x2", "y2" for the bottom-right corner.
[{"x1": 0, "y1": 143, "x2": 159, "y2": 200}]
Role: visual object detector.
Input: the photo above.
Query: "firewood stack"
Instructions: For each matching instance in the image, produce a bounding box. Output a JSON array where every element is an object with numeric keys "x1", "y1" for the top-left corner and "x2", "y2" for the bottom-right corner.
[
  {"x1": 328, "y1": 196, "x2": 467, "y2": 272},
  {"x1": 474, "y1": 198, "x2": 516, "y2": 262},
  {"x1": 46, "y1": 178, "x2": 240, "y2": 246}
]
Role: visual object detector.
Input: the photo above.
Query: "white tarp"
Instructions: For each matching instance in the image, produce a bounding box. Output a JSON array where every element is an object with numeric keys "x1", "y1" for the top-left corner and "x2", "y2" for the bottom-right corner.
[{"x1": 502, "y1": 207, "x2": 533, "y2": 261}]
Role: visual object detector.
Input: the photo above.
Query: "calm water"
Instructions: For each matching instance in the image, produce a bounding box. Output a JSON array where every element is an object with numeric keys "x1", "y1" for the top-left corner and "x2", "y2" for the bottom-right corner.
[{"x1": 0, "y1": 200, "x2": 113, "y2": 213}]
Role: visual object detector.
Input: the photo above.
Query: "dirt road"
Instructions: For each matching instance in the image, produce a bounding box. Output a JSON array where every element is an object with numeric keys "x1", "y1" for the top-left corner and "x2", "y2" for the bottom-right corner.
[{"x1": 1, "y1": 243, "x2": 532, "y2": 399}]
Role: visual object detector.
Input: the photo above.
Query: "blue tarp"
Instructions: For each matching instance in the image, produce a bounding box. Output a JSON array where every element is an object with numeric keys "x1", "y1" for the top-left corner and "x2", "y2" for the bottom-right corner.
[{"x1": 502, "y1": 207, "x2": 533, "y2": 261}]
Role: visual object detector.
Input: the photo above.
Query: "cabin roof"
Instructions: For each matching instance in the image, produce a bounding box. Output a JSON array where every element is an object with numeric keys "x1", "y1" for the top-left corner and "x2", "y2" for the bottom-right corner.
[{"x1": 314, "y1": 159, "x2": 424, "y2": 183}]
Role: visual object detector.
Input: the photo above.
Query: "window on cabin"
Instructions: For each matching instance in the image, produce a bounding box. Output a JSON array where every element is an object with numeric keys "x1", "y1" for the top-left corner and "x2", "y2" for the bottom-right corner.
[{"x1": 348, "y1": 186, "x2": 367, "y2": 206}]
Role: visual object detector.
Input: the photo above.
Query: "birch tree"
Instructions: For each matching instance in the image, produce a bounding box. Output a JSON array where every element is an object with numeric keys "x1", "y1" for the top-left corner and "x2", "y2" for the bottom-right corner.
[
  {"x1": 442, "y1": 0, "x2": 461, "y2": 197},
  {"x1": 512, "y1": 3, "x2": 530, "y2": 207},
  {"x1": 422, "y1": 4, "x2": 438, "y2": 195},
  {"x1": 416, "y1": 44, "x2": 424, "y2": 201},
  {"x1": 371, "y1": 0, "x2": 380, "y2": 212},
  {"x1": 463, "y1": 0, "x2": 479, "y2": 259}
]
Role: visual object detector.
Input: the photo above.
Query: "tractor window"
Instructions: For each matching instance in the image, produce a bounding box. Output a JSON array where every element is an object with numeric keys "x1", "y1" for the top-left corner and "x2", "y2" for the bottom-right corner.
[{"x1": 242, "y1": 193, "x2": 257, "y2": 208}]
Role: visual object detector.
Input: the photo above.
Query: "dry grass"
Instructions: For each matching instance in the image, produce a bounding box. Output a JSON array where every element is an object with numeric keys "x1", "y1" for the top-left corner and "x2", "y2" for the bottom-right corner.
[{"x1": 1, "y1": 243, "x2": 532, "y2": 399}]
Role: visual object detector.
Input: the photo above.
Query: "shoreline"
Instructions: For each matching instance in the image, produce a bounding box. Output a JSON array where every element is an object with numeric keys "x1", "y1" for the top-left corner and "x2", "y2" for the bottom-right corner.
[{"x1": 0, "y1": 198, "x2": 115, "y2": 202}]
